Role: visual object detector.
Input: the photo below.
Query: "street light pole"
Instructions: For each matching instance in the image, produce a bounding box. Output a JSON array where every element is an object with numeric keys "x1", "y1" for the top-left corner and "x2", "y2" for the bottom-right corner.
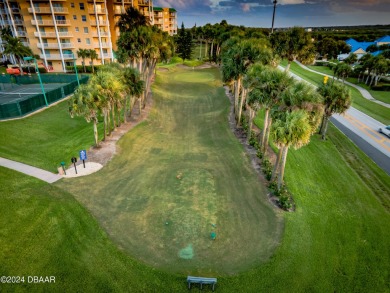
[
  {"x1": 271, "y1": 0, "x2": 277, "y2": 34},
  {"x1": 24, "y1": 56, "x2": 48, "y2": 107},
  {"x1": 72, "y1": 53, "x2": 80, "y2": 86}
]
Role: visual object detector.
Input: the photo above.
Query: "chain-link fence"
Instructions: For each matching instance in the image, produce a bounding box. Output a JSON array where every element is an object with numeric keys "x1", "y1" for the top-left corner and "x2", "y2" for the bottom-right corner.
[{"x1": 0, "y1": 75, "x2": 89, "y2": 120}]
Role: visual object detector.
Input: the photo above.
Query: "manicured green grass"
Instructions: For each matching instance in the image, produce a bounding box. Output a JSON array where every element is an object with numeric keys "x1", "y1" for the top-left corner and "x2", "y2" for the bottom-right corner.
[
  {"x1": 0, "y1": 65, "x2": 389, "y2": 292},
  {"x1": 281, "y1": 60, "x2": 390, "y2": 125},
  {"x1": 56, "y1": 67, "x2": 282, "y2": 275},
  {"x1": 0, "y1": 167, "x2": 183, "y2": 292},
  {"x1": 0, "y1": 100, "x2": 104, "y2": 172},
  {"x1": 308, "y1": 64, "x2": 334, "y2": 76}
]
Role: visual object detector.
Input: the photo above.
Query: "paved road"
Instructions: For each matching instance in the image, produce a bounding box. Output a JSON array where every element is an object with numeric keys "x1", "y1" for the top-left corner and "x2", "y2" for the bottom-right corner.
[
  {"x1": 0, "y1": 157, "x2": 62, "y2": 183},
  {"x1": 279, "y1": 65, "x2": 390, "y2": 175}
]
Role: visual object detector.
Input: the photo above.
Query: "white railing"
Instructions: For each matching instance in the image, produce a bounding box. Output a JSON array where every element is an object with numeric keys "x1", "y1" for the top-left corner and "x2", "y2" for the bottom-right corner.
[
  {"x1": 16, "y1": 31, "x2": 26, "y2": 37},
  {"x1": 28, "y1": 7, "x2": 68, "y2": 13},
  {"x1": 114, "y1": 8, "x2": 125, "y2": 14},
  {"x1": 102, "y1": 53, "x2": 112, "y2": 58},
  {"x1": 22, "y1": 42, "x2": 29, "y2": 47},
  {"x1": 14, "y1": 19, "x2": 23, "y2": 25},
  {"x1": 88, "y1": 8, "x2": 106, "y2": 14},
  {"x1": 11, "y1": 8, "x2": 20, "y2": 13},
  {"x1": 37, "y1": 43, "x2": 74, "y2": 49},
  {"x1": 92, "y1": 31, "x2": 109, "y2": 37},
  {"x1": 93, "y1": 42, "x2": 110, "y2": 47},
  {"x1": 90, "y1": 20, "x2": 107, "y2": 26},
  {"x1": 40, "y1": 54, "x2": 74, "y2": 60},
  {"x1": 32, "y1": 19, "x2": 70, "y2": 25},
  {"x1": 35, "y1": 31, "x2": 73, "y2": 37}
]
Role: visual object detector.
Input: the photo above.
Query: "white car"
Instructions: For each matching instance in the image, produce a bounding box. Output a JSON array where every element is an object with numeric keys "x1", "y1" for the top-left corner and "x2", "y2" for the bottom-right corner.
[{"x1": 379, "y1": 125, "x2": 390, "y2": 138}]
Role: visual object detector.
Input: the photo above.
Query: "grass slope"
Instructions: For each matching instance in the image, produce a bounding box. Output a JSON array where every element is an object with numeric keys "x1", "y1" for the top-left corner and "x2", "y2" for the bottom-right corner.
[
  {"x1": 281, "y1": 61, "x2": 390, "y2": 125},
  {"x1": 56, "y1": 67, "x2": 282, "y2": 275},
  {"x1": 0, "y1": 167, "x2": 183, "y2": 292},
  {"x1": 0, "y1": 101, "x2": 104, "y2": 172}
]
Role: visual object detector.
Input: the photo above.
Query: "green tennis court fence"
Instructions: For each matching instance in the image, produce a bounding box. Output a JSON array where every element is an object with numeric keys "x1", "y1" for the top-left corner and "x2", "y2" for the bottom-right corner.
[
  {"x1": 0, "y1": 74, "x2": 88, "y2": 85},
  {"x1": 0, "y1": 76, "x2": 89, "y2": 120}
]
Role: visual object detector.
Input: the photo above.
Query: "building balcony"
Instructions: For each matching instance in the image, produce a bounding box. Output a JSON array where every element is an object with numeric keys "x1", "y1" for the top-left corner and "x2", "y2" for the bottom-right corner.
[
  {"x1": 14, "y1": 19, "x2": 23, "y2": 25},
  {"x1": 21, "y1": 42, "x2": 29, "y2": 47},
  {"x1": 101, "y1": 53, "x2": 112, "y2": 59},
  {"x1": 114, "y1": 8, "x2": 125, "y2": 14},
  {"x1": 93, "y1": 42, "x2": 110, "y2": 48},
  {"x1": 88, "y1": 8, "x2": 106, "y2": 14},
  {"x1": 34, "y1": 31, "x2": 73, "y2": 38},
  {"x1": 92, "y1": 31, "x2": 109, "y2": 37},
  {"x1": 37, "y1": 42, "x2": 74, "y2": 49},
  {"x1": 138, "y1": 0, "x2": 150, "y2": 5},
  {"x1": 16, "y1": 31, "x2": 26, "y2": 37},
  {"x1": 40, "y1": 54, "x2": 74, "y2": 60},
  {"x1": 90, "y1": 20, "x2": 107, "y2": 26},
  {"x1": 87, "y1": 0, "x2": 105, "y2": 2},
  {"x1": 32, "y1": 19, "x2": 70, "y2": 26},
  {"x1": 28, "y1": 7, "x2": 69, "y2": 14}
]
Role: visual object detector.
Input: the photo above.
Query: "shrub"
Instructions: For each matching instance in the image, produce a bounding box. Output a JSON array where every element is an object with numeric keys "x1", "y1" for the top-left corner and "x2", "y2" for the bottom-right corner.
[
  {"x1": 279, "y1": 194, "x2": 292, "y2": 210},
  {"x1": 256, "y1": 149, "x2": 263, "y2": 159},
  {"x1": 371, "y1": 84, "x2": 390, "y2": 91}
]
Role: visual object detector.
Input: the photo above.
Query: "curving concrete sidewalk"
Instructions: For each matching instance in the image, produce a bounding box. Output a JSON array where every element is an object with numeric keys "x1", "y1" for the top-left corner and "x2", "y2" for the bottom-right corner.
[
  {"x1": 0, "y1": 157, "x2": 62, "y2": 183},
  {"x1": 294, "y1": 60, "x2": 390, "y2": 109}
]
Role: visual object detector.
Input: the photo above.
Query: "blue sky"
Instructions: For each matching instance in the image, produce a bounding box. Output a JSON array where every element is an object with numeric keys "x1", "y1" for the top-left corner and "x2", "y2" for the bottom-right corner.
[{"x1": 154, "y1": 0, "x2": 390, "y2": 28}]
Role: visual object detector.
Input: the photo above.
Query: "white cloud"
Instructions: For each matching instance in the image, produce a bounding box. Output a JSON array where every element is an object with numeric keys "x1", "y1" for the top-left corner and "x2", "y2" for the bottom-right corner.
[{"x1": 279, "y1": 0, "x2": 306, "y2": 4}]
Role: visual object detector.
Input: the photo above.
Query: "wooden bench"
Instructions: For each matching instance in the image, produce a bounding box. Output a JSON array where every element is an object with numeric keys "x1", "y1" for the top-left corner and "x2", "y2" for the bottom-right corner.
[{"x1": 187, "y1": 276, "x2": 217, "y2": 291}]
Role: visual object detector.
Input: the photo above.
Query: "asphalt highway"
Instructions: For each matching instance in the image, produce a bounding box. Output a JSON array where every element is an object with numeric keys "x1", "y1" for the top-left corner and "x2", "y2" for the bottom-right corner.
[{"x1": 332, "y1": 108, "x2": 390, "y2": 175}]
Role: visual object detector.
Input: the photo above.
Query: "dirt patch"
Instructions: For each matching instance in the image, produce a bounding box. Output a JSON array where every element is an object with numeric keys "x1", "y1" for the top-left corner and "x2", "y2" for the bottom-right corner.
[
  {"x1": 176, "y1": 62, "x2": 218, "y2": 70},
  {"x1": 85, "y1": 94, "x2": 153, "y2": 167},
  {"x1": 157, "y1": 67, "x2": 169, "y2": 72}
]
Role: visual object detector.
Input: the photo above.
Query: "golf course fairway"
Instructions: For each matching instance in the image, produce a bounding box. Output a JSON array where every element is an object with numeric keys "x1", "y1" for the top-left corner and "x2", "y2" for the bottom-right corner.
[{"x1": 56, "y1": 66, "x2": 283, "y2": 275}]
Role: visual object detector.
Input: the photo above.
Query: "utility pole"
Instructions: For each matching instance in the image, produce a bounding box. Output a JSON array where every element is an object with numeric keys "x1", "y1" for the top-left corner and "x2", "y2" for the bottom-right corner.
[{"x1": 271, "y1": 0, "x2": 277, "y2": 33}]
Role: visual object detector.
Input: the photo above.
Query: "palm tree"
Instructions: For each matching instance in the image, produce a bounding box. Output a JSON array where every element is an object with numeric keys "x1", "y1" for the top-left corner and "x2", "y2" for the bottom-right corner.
[
  {"x1": 271, "y1": 110, "x2": 313, "y2": 190},
  {"x1": 69, "y1": 84, "x2": 101, "y2": 147},
  {"x1": 333, "y1": 63, "x2": 352, "y2": 83},
  {"x1": 117, "y1": 6, "x2": 148, "y2": 33},
  {"x1": 2, "y1": 36, "x2": 34, "y2": 75},
  {"x1": 317, "y1": 82, "x2": 351, "y2": 140},
  {"x1": 246, "y1": 65, "x2": 294, "y2": 154},
  {"x1": 270, "y1": 27, "x2": 312, "y2": 72},
  {"x1": 122, "y1": 67, "x2": 144, "y2": 122},
  {"x1": 88, "y1": 49, "x2": 98, "y2": 73},
  {"x1": 77, "y1": 49, "x2": 90, "y2": 73}
]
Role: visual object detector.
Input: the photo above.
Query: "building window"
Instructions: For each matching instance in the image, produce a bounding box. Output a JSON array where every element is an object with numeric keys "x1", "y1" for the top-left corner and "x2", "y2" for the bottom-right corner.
[
  {"x1": 77, "y1": 38, "x2": 81, "y2": 43},
  {"x1": 70, "y1": 3, "x2": 74, "y2": 8},
  {"x1": 73, "y1": 15, "x2": 77, "y2": 20},
  {"x1": 86, "y1": 38, "x2": 90, "y2": 45},
  {"x1": 81, "y1": 15, "x2": 86, "y2": 22},
  {"x1": 84, "y1": 27, "x2": 88, "y2": 33},
  {"x1": 75, "y1": 27, "x2": 79, "y2": 32},
  {"x1": 79, "y1": 3, "x2": 84, "y2": 10}
]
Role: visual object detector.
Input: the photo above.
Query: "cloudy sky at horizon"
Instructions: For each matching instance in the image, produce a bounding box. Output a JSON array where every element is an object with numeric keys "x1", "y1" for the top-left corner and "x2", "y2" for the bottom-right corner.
[{"x1": 154, "y1": 0, "x2": 390, "y2": 28}]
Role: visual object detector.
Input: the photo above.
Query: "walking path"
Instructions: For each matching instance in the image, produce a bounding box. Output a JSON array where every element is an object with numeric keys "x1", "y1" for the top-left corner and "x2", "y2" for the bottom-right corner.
[
  {"x1": 0, "y1": 157, "x2": 62, "y2": 183},
  {"x1": 294, "y1": 60, "x2": 390, "y2": 109}
]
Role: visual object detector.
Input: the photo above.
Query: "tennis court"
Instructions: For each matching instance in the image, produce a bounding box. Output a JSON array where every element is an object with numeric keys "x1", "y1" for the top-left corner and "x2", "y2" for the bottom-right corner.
[
  {"x1": 0, "y1": 83, "x2": 66, "y2": 105},
  {"x1": 0, "y1": 74, "x2": 89, "y2": 120}
]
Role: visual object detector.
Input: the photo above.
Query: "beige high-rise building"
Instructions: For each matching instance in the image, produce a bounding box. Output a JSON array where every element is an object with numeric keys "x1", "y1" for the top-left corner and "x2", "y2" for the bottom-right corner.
[{"x1": 0, "y1": 0, "x2": 177, "y2": 72}]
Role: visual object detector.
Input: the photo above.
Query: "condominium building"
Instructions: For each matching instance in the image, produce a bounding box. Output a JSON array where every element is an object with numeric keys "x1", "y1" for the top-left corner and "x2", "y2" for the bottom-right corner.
[{"x1": 0, "y1": 0, "x2": 177, "y2": 72}]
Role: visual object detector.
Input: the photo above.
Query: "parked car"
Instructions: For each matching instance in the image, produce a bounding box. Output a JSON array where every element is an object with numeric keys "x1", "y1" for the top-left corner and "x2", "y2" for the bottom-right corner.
[{"x1": 379, "y1": 125, "x2": 390, "y2": 138}]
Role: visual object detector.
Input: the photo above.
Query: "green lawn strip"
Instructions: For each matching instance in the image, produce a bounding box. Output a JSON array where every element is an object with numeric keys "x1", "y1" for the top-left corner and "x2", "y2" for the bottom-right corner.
[
  {"x1": 0, "y1": 167, "x2": 183, "y2": 292},
  {"x1": 56, "y1": 66, "x2": 283, "y2": 275},
  {"x1": 308, "y1": 66, "x2": 390, "y2": 105},
  {"x1": 242, "y1": 116, "x2": 390, "y2": 292},
  {"x1": 0, "y1": 101, "x2": 104, "y2": 172},
  {"x1": 280, "y1": 60, "x2": 390, "y2": 125}
]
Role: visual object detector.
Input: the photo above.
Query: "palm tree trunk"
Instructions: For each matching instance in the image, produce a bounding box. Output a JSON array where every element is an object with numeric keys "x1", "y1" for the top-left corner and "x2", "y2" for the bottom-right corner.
[
  {"x1": 107, "y1": 109, "x2": 111, "y2": 136},
  {"x1": 123, "y1": 96, "x2": 127, "y2": 123},
  {"x1": 210, "y1": 41, "x2": 214, "y2": 62},
  {"x1": 199, "y1": 39, "x2": 202, "y2": 60},
  {"x1": 204, "y1": 41, "x2": 208, "y2": 59},
  {"x1": 237, "y1": 88, "x2": 247, "y2": 127},
  {"x1": 103, "y1": 111, "x2": 107, "y2": 140},
  {"x1": 277, "y1": 145, "x2": 289, "y2": 190},
  {"x1": 365, "y1": 71, "x2": 371, "y2": 84},
  {"x1": 271, "y1": 148, "x2": 283, "y2": 182},
  {"x1": 93, "y1": 118, "x2": 99, "y2": 147},
  {"x1": 82, "y1": 59, "x2": 86, "y2": 73},
  {"x1": 263, "y1": 117, "x2": 272, "y2": 154},
  {"x1": 321, "y1": 115, "x2": 330, "y2": 140},
  {"x1": 261, "y1": 108, "x2": 270, "y2": 151},
  {"x1": 285, "y1": 61, "x2": 292, "y2": 72},
  {"x1": 111, "y1": 102, "x2": 116, "y2": 131},
  {"x1": 318, "y1": 114, "x2": 325, "y2": 134},
  {"x1": 234, "y1": 77, "x2": 241, "y2": 115},
  {"x1": 247, "y1": 107, "x2": 255, "y2": 143}
]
